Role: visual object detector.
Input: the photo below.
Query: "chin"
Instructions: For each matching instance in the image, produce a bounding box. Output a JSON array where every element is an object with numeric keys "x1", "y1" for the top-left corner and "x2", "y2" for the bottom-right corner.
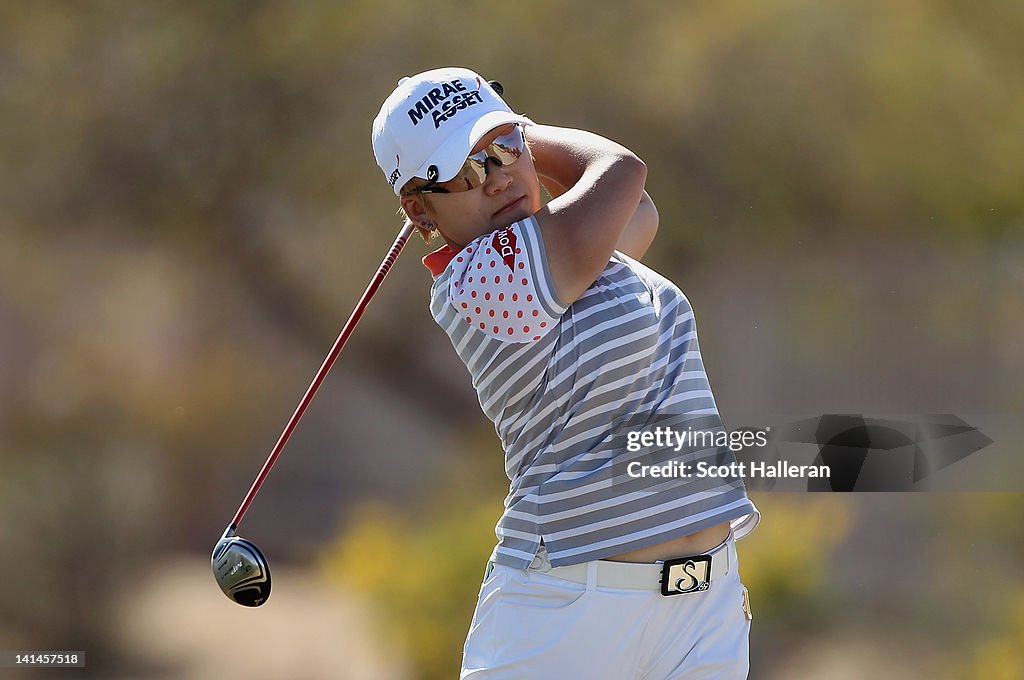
[
  {"x1": 493, "y1": 209, "x2": 528, "y2": 230},
  {"x1": 495, "y1": 195, "x2": 540, "y2": 229}
]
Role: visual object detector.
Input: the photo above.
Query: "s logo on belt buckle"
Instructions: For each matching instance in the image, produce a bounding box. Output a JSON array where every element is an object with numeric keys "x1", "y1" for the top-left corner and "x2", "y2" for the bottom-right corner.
[{"x1": 660, "y1": 555, "x2": 712, "y2": 596}]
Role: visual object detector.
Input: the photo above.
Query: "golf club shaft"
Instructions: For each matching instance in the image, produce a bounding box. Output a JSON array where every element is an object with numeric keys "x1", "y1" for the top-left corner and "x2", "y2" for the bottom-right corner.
[{"x1": 224, "y1": 221, "x2": 417, "y2": 536}]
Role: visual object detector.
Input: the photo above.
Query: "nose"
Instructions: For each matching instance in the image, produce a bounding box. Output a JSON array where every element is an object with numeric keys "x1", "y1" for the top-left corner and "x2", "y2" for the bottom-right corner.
[{"x1": 482, "y1": 159, "x2": 513, "y2": 195}]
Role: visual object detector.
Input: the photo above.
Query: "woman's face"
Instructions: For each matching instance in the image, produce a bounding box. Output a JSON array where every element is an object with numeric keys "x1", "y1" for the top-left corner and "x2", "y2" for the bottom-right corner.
[{"x1": 401, "y1": 125, "x2": 542, "y2": 250}]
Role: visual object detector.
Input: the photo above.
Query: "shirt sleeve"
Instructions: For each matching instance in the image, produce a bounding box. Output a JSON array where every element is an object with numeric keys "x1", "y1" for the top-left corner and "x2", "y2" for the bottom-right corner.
[{"x1": 447, "y1": 216, "x2": 567, "y2": 342}]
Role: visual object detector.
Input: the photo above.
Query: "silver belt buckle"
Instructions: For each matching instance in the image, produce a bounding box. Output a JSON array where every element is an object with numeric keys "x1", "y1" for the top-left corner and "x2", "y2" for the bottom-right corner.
[{"x1": 660, "y1": 554, "x2": 712, "y2": 596}]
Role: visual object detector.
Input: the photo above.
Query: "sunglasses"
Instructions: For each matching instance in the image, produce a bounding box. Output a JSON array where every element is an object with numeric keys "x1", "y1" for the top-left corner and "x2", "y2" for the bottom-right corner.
[{"x1": 403, "y1": 125, "x2": 526, "y2": 195}]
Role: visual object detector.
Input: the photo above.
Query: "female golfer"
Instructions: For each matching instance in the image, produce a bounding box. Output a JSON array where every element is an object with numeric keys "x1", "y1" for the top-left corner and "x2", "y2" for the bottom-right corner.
[{"x1": 372, "y1": 67, "x2": 759, "y2": 679}]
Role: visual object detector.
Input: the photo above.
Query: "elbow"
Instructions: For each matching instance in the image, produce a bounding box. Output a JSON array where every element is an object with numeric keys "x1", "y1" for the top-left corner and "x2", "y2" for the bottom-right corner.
[
  {"x1": 622, "y1": 152, "x2": 648, "y2": 192},
  {"x1": 601, "y1": 151, "x2": 647, "y2": 208}
]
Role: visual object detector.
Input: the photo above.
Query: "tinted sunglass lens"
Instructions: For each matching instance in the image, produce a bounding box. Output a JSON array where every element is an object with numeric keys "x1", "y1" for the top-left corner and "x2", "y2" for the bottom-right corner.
[{"x1": 418, "y1": 126, "x2": 525, "y2": 193}]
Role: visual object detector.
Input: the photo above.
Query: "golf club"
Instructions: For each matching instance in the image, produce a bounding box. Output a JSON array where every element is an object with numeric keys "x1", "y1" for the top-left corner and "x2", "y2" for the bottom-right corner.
[{"x1": 212, "y1": 220, "x2": 417, "y2": 607}]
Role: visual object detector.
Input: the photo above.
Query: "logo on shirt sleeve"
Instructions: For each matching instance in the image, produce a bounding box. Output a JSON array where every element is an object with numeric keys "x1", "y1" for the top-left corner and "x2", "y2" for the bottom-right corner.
[{"x1": 491, "y1": 228, "x2": 518, "y2": 272}]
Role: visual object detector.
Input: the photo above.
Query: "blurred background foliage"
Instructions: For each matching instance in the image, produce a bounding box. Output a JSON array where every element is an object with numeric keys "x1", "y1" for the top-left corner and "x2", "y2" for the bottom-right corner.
[{"x1": 0, "y1": 1, "x2": 1022, "y2": 678}]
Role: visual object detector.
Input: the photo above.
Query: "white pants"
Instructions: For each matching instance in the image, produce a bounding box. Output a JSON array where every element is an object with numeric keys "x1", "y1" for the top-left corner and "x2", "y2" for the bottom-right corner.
[{"x1": 460, "y1": 537, "x2": 751, "y2": 679}]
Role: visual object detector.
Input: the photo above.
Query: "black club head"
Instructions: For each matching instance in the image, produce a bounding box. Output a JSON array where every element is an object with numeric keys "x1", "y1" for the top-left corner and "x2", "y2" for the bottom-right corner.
[{"x1": 211, "y1": 535, "x2": 272, "y2": 607}]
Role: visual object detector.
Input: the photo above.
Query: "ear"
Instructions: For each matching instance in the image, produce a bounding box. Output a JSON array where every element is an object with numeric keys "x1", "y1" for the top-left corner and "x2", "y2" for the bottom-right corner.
[{"x1": 401, "y1": 195, "x2": 432, "y2": 228}]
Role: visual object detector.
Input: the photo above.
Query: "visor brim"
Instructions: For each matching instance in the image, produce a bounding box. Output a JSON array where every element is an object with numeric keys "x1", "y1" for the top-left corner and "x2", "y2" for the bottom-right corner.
[{"x1": 410, "y1": 111, "x2": 533, "y2": 188}]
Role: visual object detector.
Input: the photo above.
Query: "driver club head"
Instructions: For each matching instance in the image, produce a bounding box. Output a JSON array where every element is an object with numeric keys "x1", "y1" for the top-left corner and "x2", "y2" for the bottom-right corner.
[{"x1": 211, "y1": 535, "x2": 272, "y2": 607}]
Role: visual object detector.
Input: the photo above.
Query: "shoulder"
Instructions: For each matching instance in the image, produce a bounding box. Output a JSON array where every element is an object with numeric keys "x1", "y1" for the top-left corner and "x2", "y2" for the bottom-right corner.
[{"x1": 432, "y1": 218, "x2": 568, "y2": 342}]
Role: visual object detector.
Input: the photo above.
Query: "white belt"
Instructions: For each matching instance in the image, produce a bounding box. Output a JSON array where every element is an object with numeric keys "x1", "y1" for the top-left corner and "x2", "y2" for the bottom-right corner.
[{"x1": 526, "y1": 534, "x2": 734, "y2": 596}]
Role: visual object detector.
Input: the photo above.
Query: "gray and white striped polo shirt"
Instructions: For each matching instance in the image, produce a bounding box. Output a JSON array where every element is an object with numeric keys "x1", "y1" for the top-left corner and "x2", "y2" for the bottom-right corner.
[{"x1": 424, "y1": 216, "x2": 759, "y2": 569}]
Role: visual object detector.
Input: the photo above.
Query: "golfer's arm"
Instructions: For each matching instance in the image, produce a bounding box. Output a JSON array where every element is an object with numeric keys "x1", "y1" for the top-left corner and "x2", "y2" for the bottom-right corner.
[
  {"x1": 528, "y1": 125, "x2": 647, "y2": 304},
  {"x1": 615, "y1": 191, "x2": 658, "y2": 259},
  {"x1": 539, "y1": 173, "x2": 658, "y2": 261}
]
